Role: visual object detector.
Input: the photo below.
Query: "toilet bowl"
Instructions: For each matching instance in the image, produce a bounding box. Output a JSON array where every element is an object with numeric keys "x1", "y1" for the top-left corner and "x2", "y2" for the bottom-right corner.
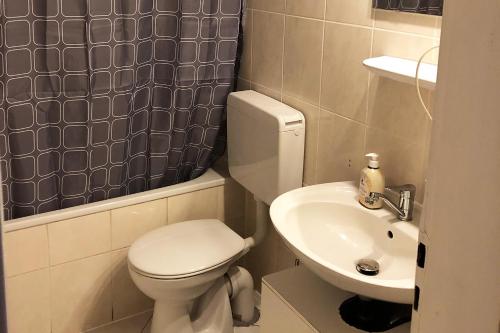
[{"x1": 128, "y1": 219, "x2": 247, "y2": 333}]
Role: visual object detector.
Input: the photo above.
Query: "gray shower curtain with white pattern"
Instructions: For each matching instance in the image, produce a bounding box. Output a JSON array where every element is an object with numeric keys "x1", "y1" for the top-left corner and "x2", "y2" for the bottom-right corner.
[
  {"x1": 373, "y1": 0, "x2": 443, "y2": 15},
  {"x1": 0, "y1": 0, "x2": 242, "y2": 220}
]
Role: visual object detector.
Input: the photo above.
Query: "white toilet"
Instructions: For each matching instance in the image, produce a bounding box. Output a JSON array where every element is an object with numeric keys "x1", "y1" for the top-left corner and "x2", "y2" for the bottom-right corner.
[{"x1": 128, "y1": 90, "x2": 305, "y2": 333}]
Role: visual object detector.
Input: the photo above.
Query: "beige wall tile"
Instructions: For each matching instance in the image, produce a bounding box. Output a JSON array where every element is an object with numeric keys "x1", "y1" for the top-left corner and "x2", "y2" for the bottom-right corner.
[
  {"x1": 237, "y1": 78, "x2": 251, "y2": 91},
  {"x1": 110, "y1": 249, "x2": 153, "y2": 320},
  {"x1": 372, "y1": 29, "x2": 437, "y2": 63},
  {"x1": 283, "y1": 16, "x2": 324, "y2": 105},
  {"x1": 367, "y1": 77, "x2": 432, "y2": 145},
  {"x1": 50, "y1": 254, "x2": 112, "y2": 333},
  {"x1": 224, "y1": 217, "x2": 246, "y2": 238},
  {"x1": 111, "y1": 199, "x2": 167, "y2": 250},
  {"x1": 316, "y1": 110, "x2": 366, "y2": 183},
  {"x1": 283, "y1": 95, "x2": 320, "y2": 185},
  {"x1": 251, "y1": 82, "x2": 282, "y2": 101},
  {"x1": 274, "y1": 236, "x2": 298, "y2": 272},
  {"x1": 242, "y1": 193, "x2": 296, "y2": 290},
  {"x1": 167, "y1": 187, "x2": 221, "y2": 224},
  {"x1": 48, "y1": 212, "x2": 111, "y2": 265},
  {"x1": 6, "y1": 269, "x2": 51, "y2": 333},
  {"x1": 243, "y1": 191, "x2": 257, "y2": 236},
  {"x1": 325, "y1": 0, "x2": 373, "y2": 26},
  {"x1": 250, "y1": 0, "x2": 285, "y2": 13},
  {"x1": 242, "y1": 216, "x2": 277, "y2": 290},
  {"x1": 3, "y1": 226, "x2": 49, "y2": 277},
  {"x1": 251, "y1": 11, "x2": 284, "y2": 92},
  {"x1": 374, "y1": 9, "x2": 438, "y2": 37},
  {"x1": 434, "y1": 16, "x2": 442, "y2": 38},
  {"x1": 219, "y1": 179, "x2": 246, "y2": 223},
  {"x1": 241, "y1": 192, "x2": 296, "y2": 290},
  {"x1": 239, "y1": 9, "x2": 252, "y2": 80},
  {"x1": 286, "y1": 0, "x2": 326, "y2": 19},
  {"x1": 321, "y1": 23, "x2": 371, "y2": 122},
  {"x1": 365, "y1": 127, "x2": 427, "y2": 203}
]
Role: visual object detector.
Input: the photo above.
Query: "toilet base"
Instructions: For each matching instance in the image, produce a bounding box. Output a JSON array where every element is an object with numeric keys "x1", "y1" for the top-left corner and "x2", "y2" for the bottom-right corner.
[
  {"x1": 192, "y1": 278, "x2": 234, "y2": 333},
  {"x1": 150, "y1": 277, "x2": 233, "y2": 333},
  {"x1": 151, "y1": 302, "x2": 193, "y2": 333}
]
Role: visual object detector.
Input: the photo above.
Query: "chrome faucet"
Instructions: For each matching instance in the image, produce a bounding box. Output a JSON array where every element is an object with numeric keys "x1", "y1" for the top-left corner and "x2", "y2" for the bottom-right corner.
[{"x1": 365, "y1": 184, "x2": 416, "y2": 221}]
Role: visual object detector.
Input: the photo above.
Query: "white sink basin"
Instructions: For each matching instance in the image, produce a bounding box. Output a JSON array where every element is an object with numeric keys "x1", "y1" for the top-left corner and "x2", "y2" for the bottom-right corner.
[{"x1": 270, "y1": 181, "x2": 419, "y2": 304}]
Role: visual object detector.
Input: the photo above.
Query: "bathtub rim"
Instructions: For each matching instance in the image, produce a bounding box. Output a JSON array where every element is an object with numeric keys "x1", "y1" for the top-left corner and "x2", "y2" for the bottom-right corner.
[{"x1": 3, "y1": 169, "x2": 227, "y2": 233}]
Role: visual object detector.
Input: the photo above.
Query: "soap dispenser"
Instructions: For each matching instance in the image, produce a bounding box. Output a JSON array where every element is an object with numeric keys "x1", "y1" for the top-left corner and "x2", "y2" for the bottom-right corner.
[{"x1": 358, "y1": 153, "x2": 385, "y2": 209}]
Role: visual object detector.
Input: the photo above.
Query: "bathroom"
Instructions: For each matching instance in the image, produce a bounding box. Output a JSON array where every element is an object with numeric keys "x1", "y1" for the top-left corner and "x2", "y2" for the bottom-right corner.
[{"x1": 0, "y1": 0, "x2": 498, "y2": 332}]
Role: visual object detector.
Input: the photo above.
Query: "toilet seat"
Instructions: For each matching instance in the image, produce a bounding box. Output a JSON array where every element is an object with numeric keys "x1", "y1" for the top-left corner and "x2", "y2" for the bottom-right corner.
[
  {"x1": 128, "y1": 219, "x2": 245, "y2": 280},
  {"x1": 129, "y1": 256, "x2": 234, "y2": 280}
]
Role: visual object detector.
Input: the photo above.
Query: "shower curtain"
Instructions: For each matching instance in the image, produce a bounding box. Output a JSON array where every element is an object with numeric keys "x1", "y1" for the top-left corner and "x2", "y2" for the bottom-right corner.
[
  {"x1": 373, "y1": 0, "x2": 443, "y2": 15},
  {"x1": 0, "y1": 0, "x2": 242, "y2": 220}
]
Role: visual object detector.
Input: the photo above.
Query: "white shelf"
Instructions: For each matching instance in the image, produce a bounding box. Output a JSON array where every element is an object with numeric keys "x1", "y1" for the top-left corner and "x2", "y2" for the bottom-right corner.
[{"x1": 363, "y1": 56, "x2": 437, "y2": 90}]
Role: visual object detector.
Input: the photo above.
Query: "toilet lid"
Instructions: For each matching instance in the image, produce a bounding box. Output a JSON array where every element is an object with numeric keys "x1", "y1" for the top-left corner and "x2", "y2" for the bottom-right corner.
[{"x1": 128, "y1": 219, "x2": 245, "y2": 278}]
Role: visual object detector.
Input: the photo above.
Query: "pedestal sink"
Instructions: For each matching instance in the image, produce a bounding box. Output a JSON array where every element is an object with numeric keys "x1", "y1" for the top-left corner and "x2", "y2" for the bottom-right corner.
[{"x1": 270, "y1": 181, "x2": 419, "y2": 304}]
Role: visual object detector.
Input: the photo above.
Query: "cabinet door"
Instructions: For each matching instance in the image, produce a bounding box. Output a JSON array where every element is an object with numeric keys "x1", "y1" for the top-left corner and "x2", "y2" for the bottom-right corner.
[{"x1": 261, "y1": 284, "x2": 317, "y2": 333}]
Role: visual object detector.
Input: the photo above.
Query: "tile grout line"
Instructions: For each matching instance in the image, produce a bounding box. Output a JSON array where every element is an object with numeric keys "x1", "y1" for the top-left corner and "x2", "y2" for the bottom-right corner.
[
  {"x1": 84, "y1": 309, "x2": 154, "y2": 333},
  {"x1": 108, "y1": 205, "x2": 114, "y2": 318},
  {"x1": 364, "y1": 12, "x2": 376, "y2": 137},
  {"x1": 313, "y1": 0, "x2": 328, "y2": 185},
  {"x1": 45, "y1": 223, "x2": 54, "y2": 333},
  {"x1": 251, "y1": 8, "x2": 438, "y2": 39},
  {"x1": 280, "y1": 8, "x2": 285, "y2": 101},
  {"x1": 248, "y1": 7, "x2": 253, "y2": 85},
  {"x1": 109, "y1": 218, "x2": 116, "y2": 322},
  {"x1": 321, "y1": 108, "x2": 368, "y2": 128},
  {"x1": 363, "y1": 10, "x2": 377, "y2": 156}
]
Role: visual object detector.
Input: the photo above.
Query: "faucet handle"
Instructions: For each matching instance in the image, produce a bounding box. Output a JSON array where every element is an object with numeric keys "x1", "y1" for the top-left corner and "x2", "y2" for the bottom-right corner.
[
  {"x1": 383, "y1": 184, "x2": 416, "y2": 221},
  {"x1": 365, "y1": 184, "x2": 416, "y2": 221}
]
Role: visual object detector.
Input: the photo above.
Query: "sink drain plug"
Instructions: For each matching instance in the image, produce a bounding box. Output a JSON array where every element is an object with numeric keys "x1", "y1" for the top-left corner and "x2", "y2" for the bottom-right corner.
[{"x1": 356, "y1": 259, "x2": 380, "y2": 276}]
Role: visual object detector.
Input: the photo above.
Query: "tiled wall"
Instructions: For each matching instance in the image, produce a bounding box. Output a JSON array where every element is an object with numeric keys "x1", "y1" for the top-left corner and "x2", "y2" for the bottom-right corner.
[
  {"x1": 239, "y1": 0, "x2": 441, "y2": 285},
  {"x1": 2, "y1": 180, "x2": 246, "y2": 333}
]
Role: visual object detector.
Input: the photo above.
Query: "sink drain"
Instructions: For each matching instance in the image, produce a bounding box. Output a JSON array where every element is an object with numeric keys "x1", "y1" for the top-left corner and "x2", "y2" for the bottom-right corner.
[{"x1": 356, "y1": 259, "x2": 380, "y2": 276}]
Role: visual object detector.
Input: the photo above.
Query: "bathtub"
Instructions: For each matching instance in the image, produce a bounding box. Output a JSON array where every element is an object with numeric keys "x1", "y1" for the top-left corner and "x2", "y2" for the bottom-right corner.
[{"x1": 3, "y1": 168, "x2": 227, "y2": 233}]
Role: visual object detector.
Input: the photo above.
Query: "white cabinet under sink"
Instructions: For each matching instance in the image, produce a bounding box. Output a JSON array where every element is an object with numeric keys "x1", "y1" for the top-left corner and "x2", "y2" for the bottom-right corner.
[{"x1": 260, "y1": 267, "x2": 411, "y2": 333}]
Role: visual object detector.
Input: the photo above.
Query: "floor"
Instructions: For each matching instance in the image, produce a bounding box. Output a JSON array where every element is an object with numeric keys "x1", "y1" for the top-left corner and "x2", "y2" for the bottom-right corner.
[{"x1": 85, "y1": 311, "x2": 260, "y2": 333}]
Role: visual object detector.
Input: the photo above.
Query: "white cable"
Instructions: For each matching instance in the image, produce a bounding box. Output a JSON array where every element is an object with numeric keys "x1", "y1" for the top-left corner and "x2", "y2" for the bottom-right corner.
[{"x1": 415, "y1": 45, "x2": 440, "y2": 121}]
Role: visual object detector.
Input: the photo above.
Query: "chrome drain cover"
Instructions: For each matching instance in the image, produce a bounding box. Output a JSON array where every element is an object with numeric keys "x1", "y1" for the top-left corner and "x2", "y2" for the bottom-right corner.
[{"x1": 356, "y1": 259, "x2": 380, "y2": 276}]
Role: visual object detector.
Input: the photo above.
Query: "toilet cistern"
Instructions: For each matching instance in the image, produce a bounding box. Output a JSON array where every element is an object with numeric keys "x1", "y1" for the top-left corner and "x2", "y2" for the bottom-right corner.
[
  {"x1": 364, "y1": 184, "x2": 416, "y2": 221},
  {"x1": 227, "y1": 90, "x2": 306, "y2": 250}
]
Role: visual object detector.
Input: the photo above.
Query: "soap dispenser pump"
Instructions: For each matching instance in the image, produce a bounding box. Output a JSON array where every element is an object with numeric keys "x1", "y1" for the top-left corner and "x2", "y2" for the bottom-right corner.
[{"x1": 358, "y1": 153, "x2": 385, "y2": 209}]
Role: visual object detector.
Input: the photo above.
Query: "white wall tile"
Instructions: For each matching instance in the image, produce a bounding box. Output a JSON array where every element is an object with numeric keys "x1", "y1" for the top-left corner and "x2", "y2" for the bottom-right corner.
[
  {"x1": 6, "y1": 269, "x2": 51, "y2": 333},
  {"x1": 167, "y1": 187, "x2": 222, "y2": 224},
  {"x1": 110, "y1": 249, "x2": 153, "y2": 319},
  {"x1": 50, "y1": 253, "x2": 112, "y2": 333},
  {"x1": 111, "y1": 199, "x2": 167, "y2": 250},
  {"x1": 3, "y1": 226, "x2": 49, "y2": 277},
  {"x1": 48, "y1": 212, "x2": 111, "y2": 265}
]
